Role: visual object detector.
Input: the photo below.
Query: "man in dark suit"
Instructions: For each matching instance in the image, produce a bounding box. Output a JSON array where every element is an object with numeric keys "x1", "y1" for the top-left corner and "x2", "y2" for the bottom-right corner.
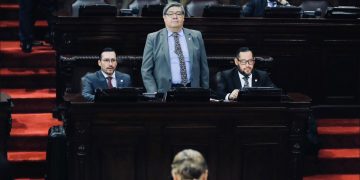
[
  {"x1": 242, "y1": 0, "x2": 290, "y2": 17},
  {"x1": 19, "y1": 0, "x2": 55, "y2": 53},
  {"x1": 141, "y1": 2, "x2": 209, "y2": 93},
  {"x1": 216, "y1": 47, "x2": 275, "y2": 100},
  {"x1": 81, "y1": 47, "x2": 132, "y2": 101}
]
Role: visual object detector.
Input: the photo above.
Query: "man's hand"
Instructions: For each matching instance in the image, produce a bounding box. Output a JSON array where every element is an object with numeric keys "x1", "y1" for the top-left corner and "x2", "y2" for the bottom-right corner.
[{"x1": 228, "y1": 89, "x2": 239, "y2": 101}]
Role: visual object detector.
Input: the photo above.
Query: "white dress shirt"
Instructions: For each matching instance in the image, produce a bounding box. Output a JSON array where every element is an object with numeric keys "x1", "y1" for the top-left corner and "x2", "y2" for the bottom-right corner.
[
  {"x1": 167, "y1": 29, "x2": 191, "y2": 84},
  {"x1": 101, "y1": 71, "x2": 117, "y2": 88}
]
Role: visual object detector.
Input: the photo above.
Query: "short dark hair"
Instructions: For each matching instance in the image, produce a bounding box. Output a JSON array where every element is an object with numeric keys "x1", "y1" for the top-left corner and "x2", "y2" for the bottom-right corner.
[
  {"x1": 163, "y1": 2, "x2": 185, "y2": 16},
  {"x1": 100, "y1": 47, "x2": 116, "y2": 60},
  {"x1": 235, "y1": 47, "x2": 252, "y2": 58}
]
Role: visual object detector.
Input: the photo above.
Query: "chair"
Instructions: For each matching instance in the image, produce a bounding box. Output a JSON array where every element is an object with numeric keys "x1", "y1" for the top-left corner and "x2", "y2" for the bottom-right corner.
[
  {"x1": 185, "y1": 0, "x2": 218, "y2": 17},
  {"x1": 128, "y1": 0, "x2": 165, "y2": 16},
  {"x1": 300, "y1": 0, "x2": 330, "y2": 17},
  {"x1": 202, "y1": 4, "x2": 241, "y2": 17}
]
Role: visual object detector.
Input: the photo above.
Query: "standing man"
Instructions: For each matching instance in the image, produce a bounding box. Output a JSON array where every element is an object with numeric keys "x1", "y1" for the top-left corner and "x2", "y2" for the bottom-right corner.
[
  {"x1": 81, "y1": 47, "x2": 132, "y2": 101},
  {"x1": 216, "y1": 47, "x2": 276, "y2": 100},
  {"x1": 141, "y1": 2, "x2": 209, "y2": 93},
  {"x1": 19, "y1": 0, "x2": 55, "y2": 53},
  {"x1": 242, "y1": 0, "x2": 291, "y2": 17}
]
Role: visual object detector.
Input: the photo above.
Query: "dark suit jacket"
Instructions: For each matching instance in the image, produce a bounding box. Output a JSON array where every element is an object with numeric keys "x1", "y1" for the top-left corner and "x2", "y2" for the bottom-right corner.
[
  {"x1": 141, "y1": 28, "x2": 209, "y2": 93},
  {"x1": 216, "y1": 67, "x2": 275, "y2": 99},
  {"x1": 242, "y1": 0, "x2": 267, "y2": 17},
  {"x1": 81, "y1": 70, "x2": 132, "y2": 102}
]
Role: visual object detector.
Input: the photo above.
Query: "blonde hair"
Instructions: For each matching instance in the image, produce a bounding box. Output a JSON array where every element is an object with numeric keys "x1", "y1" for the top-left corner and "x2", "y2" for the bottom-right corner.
[{"x1": 171, "y1": 149, "x2": 208, "y2": 180}]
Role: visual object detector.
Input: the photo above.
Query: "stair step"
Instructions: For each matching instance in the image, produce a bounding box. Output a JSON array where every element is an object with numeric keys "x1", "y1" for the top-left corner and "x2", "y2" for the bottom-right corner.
[
  {"x1": 319, "y1": 134, "x2": 360, "y2": 148},
  {"x1": 0, "y1": 4, "x2": 19, "y2": 20},
  {"x1": 8, "y1": 113, "x2": 62, "y2": 159},
  {"x1": 0, "y1": 68, "x2": 55, "y2": 76},
  {"x1": 1, "y1": 88, "x2": 56, "y2": 113},
  {"x1": 303, "y1": 174, "x2": 360, "y2": 180},
  {"x1": 8, "y1": 136, "x2": 48, "y2": 151},
  {"x1": 11, "y1": 113, "x2": 62, "y2": 137},
  {"x1": 0, "y1": 41, "x2": 56, "y2": 68},
  {"x1": 8, "y1": 151, "x2": 46, "y2": 178},
  {"x1": 0, "y1": 20, "x2": 47, "y2": 28},
  {"x1": 8, "y1": 151, "x2": 46, "y2": 162},
  {"x1": 319, "y1": 149, "x2": 360, "y2": 159},
  {"x1": 311, "y1": 149, "x2": 360, "y2": 174},
  {"x1": 1, "y1": 89, "x2": 56, "y2": 99},
  {"x1": 317, "y1": 118, "x2": 360, "y2": 127},
  {"x1": 318, "y1": 127, "x2": 360, "y2": 135},
  {"x1": 0, "y1": 20, "x2": 48, "y2": 40},
  {"x1": 314, "y1": 158, "x2": 360, "y2": 174},
  {"x1": 0, "y1": 68, "x2": 55, "y2": 88},
  {"x1": 313, "y1": 105, "x2": 360, "y2": 119}
]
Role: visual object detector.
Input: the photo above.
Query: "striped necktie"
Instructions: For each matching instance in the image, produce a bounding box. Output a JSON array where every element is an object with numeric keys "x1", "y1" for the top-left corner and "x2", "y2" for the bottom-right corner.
[{"x1": 243, "y1": 76, "x2": 249, "y2": 88}]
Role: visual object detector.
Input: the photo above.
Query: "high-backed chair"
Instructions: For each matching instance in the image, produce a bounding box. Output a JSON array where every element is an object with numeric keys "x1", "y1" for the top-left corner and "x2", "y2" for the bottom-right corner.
[
  {"x1": 300, "y1": 0, "x2": 330, "y2": 17},
  {"x1": 186, "y1": 0, "x2": 218, "y2": 17},
  {"x1": 128, "y1": 0, "x2": 165, "y2": 16}
]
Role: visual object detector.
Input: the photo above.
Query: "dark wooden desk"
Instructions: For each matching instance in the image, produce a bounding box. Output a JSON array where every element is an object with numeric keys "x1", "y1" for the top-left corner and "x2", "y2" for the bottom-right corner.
[
  {"x1": 53, "y1": 17, "x2": 360, "y2": 105},
  {"x1": 0, "y1": 93, "x2": 12, "y2": 158},
  {"x1": 62, "y1": 93, "x2": 311, "y2": 180}
]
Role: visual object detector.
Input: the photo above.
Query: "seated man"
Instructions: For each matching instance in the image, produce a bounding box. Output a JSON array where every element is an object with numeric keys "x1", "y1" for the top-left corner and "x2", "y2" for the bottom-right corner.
[
  {"x1": 216, "y1": 47, "x2": 275, "y2": 101},
  {"x1": 242, "y1": 0, "x2": 291, "y2": 17},
  {"x1": 171, "y1": 149, "x2": 208, "y2": 180},
  {"x1": 81, "y1": 47, "x2": 132, "y2": 101}
]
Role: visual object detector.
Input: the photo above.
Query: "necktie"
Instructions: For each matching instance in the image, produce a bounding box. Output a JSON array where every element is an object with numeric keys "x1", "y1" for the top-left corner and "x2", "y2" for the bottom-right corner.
[
  {"x1": 243, "y1": 76, "x2": 249, "y2": 88},
  {"x1": 173, "y1": 32, "x2": 188, "y2": 86},
  {"x1": 106, "y1": 76, "x2": 113, "y2": 88}
]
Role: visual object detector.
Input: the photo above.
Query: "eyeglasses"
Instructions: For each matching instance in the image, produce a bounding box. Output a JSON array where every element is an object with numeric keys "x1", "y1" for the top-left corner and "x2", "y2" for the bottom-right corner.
[
  {"x1": 236, "y1": 58, "x2": 255, "y2": 65},
  {"x1": 165, "y1": 12, "x2": 184, "y2": 17}
]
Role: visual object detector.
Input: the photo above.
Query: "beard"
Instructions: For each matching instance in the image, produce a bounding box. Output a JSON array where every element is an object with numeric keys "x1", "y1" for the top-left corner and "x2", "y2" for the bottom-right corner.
[{"x1": 238, "y1": 67, "x2": 253, "y2": 77}]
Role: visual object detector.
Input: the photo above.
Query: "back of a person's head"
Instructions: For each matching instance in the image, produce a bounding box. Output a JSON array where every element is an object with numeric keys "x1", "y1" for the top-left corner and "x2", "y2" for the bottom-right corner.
[{"x1": 171, "y1": 149, "x2": 208, "y2": 180}]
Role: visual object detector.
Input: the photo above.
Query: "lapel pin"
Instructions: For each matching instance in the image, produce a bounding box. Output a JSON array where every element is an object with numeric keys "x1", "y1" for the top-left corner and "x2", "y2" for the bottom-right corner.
[
  {"x1": 120, "y1": 80, "x2": 123, "y2": 82},
  {"x1": 255, "y1": 79, "x2": 258, "y2": 82}
]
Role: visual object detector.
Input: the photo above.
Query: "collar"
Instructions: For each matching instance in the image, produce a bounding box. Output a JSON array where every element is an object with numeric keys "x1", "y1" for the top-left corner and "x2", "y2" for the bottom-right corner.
[
  {"x1": 167, "y1": 28, "x2": 185, "y2": 38},
  {"x1": 238, "y1": 71, "x2": 252, "y2": 80},
  {"x1": 101, "y1": 71, "x2": 116, "y2": 79}
]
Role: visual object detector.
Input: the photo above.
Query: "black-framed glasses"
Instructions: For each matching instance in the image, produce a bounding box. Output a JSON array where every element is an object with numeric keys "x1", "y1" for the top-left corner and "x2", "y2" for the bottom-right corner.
[
  {"x1": 236, "y1": 58, "x2": 255, "y2": 65},
  {"x1": 166, "y1": 12, "x2": 184, "y2": 17}
]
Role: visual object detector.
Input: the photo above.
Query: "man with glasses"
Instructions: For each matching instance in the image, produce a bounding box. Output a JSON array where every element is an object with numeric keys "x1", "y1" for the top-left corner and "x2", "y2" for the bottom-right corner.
[
  {"x1": 216, "y1": 47, "x2": 275, "y2": 101},
  {"x1": 141, "y1": 2, "x2": 209, "y2": 93},
  {"x1": 81, "y1": 47, "x2": 132, "y2": 101}
]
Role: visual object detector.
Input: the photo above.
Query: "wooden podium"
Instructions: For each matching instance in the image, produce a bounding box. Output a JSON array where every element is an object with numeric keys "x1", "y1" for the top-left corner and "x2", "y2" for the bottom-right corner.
[{"x1": 61, "y1": 93, "x2": 311, "y2": 180}]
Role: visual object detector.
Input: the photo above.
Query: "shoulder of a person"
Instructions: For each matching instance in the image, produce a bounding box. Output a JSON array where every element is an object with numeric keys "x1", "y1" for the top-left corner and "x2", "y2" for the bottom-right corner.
[
  {"x1": 222, "y1": 67, "x2": 237, "y2": 76},
  {"x1": 83, "y1": 71, "x2": 98, "y2": 79},
  {"x1": 184, "y1": 28, "x2": 201, "y2": 35},
  {"x1": 148, "y1": 28, "x2": 165, "y2": 37},
  {"x1": 116, "y1": 71, "x2": 130, "y2": 79},
  {"x1": 254, "y1": 69, "x2": 268, "y2": 76}
]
